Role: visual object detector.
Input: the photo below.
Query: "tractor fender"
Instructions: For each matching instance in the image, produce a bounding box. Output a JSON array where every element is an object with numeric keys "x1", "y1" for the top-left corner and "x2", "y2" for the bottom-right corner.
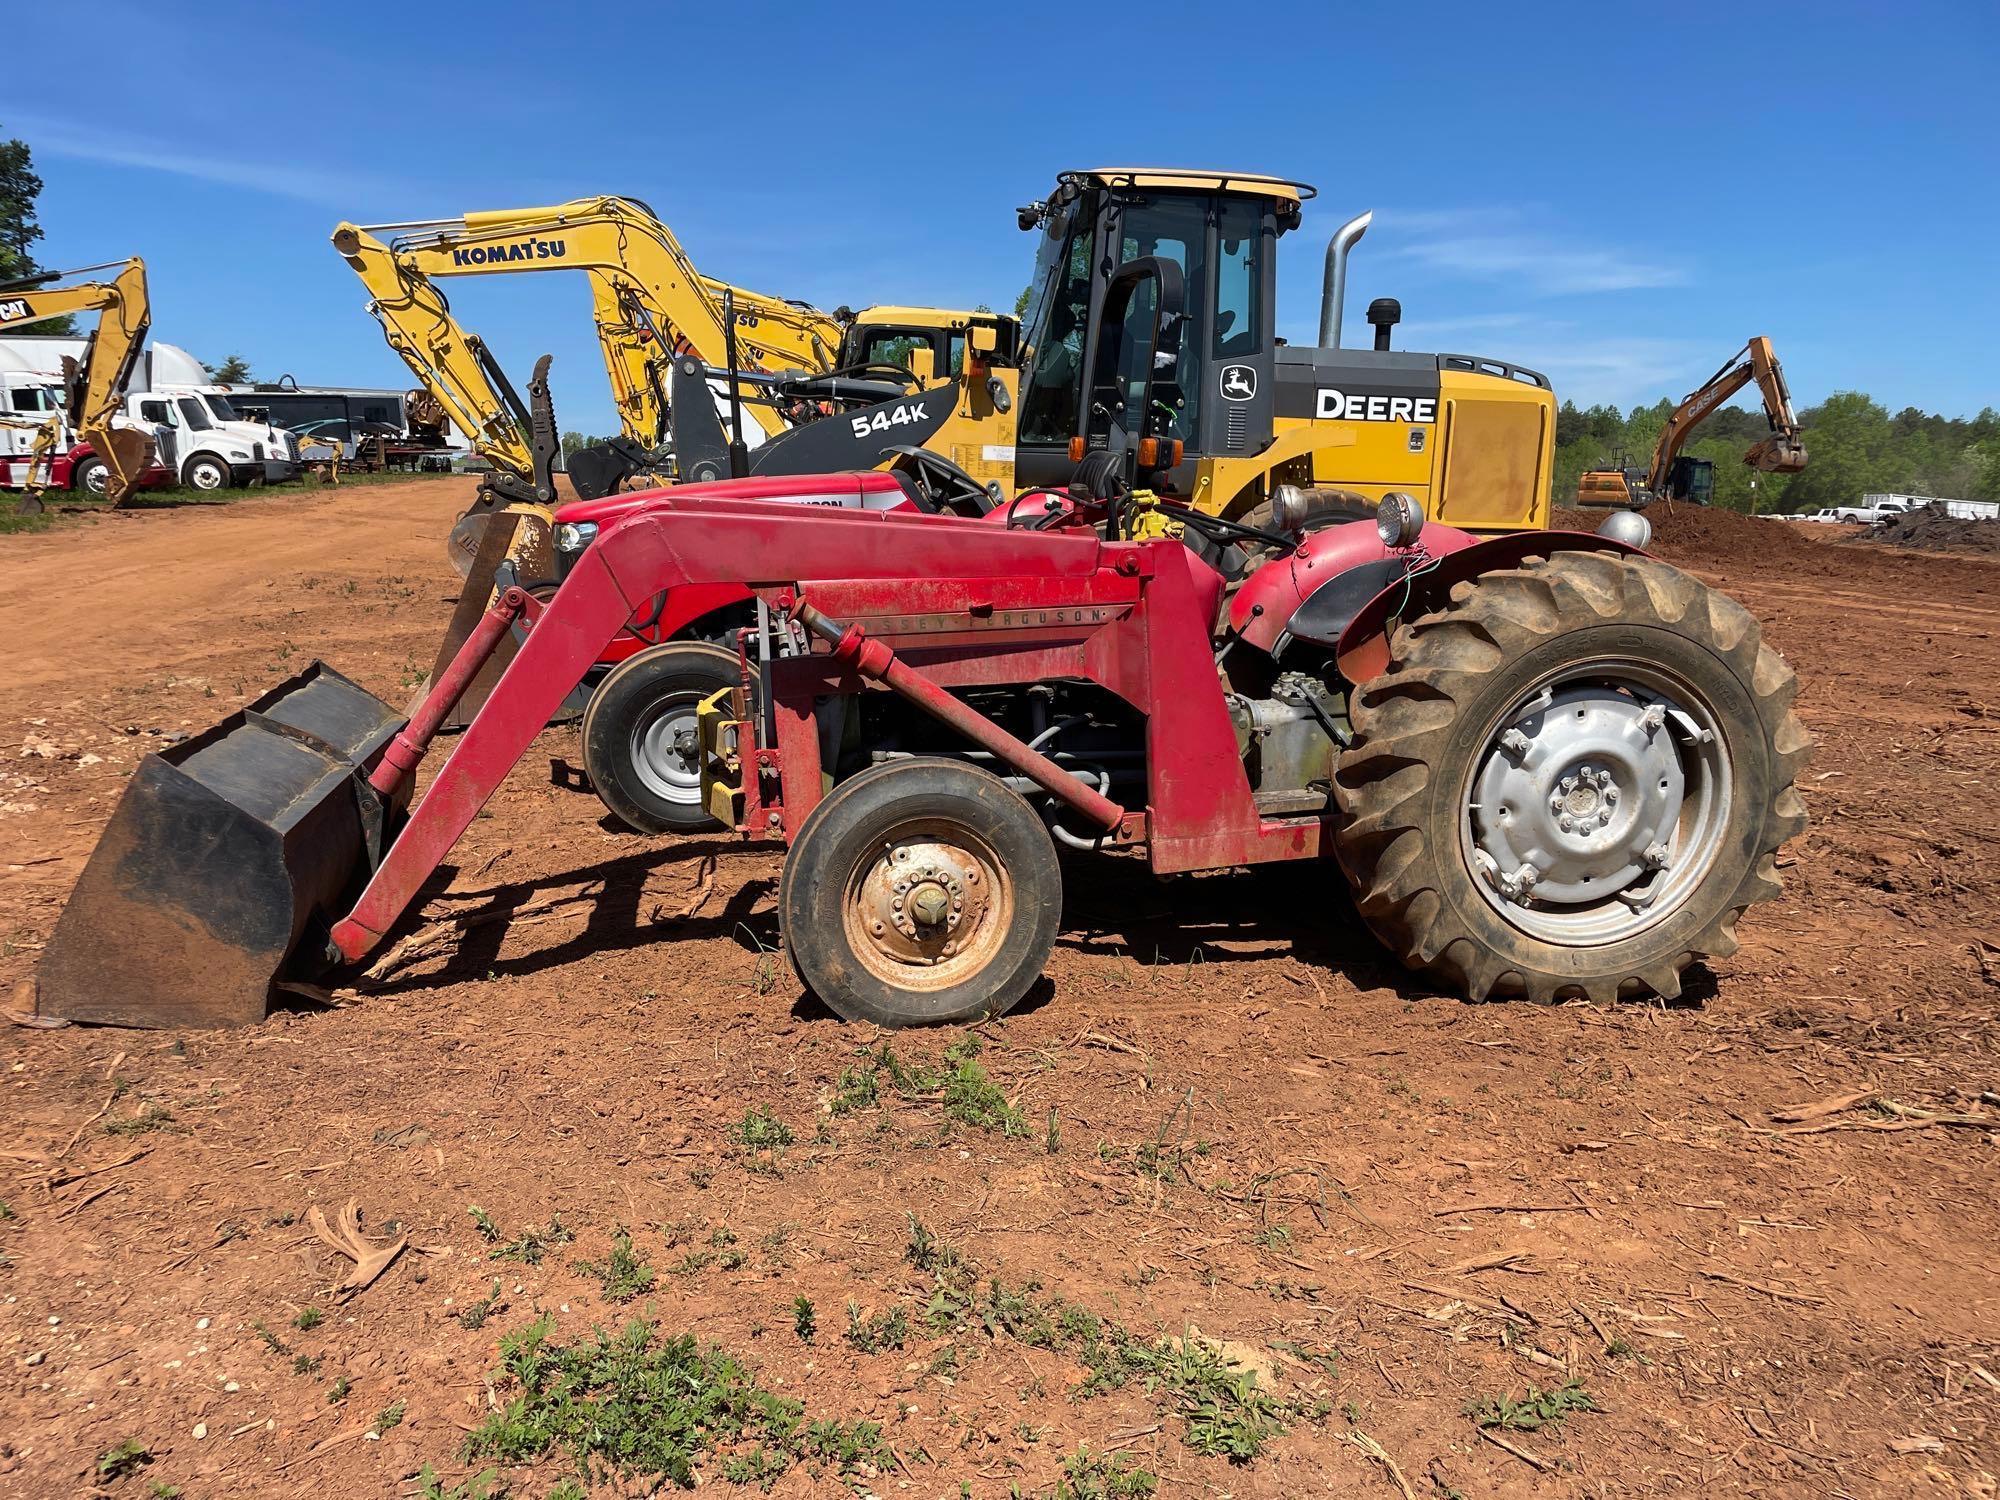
[
  {"x1": 1333, "y1": 530, "x2": 1648, "y2": 685},
  {"x1": 1228, "y1": 517, "x2": 1478, "y2": 654}
]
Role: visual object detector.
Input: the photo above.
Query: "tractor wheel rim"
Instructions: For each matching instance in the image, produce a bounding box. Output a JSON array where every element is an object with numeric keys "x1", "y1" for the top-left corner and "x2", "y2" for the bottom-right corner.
[
  {"x1": 843, "y1": 819, "x2": 1012, "y2": 993},
  {"x1": 629, "y1": 691, "x2": 705, "y2": 804},
  {"x1": 1460, "y1": 657, "x2": 1732, "y2": 946}
]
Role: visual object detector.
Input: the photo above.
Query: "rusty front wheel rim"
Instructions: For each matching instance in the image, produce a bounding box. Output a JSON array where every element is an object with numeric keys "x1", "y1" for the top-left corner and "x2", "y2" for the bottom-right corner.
[{"x1": 841, "y1": 818, "x2": 1013, "y2": 993}]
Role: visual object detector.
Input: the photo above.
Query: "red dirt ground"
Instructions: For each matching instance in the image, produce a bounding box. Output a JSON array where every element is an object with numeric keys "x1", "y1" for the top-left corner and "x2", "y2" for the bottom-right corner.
[{"x1": 2, "y1": 483, "x2": 1995, "y2": 1499}]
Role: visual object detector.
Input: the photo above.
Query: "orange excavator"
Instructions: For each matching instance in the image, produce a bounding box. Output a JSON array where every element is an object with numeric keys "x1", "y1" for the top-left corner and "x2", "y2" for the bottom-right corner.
[{"x1": 1577, "y1": 336, "x2": 1807, "y2": 508}]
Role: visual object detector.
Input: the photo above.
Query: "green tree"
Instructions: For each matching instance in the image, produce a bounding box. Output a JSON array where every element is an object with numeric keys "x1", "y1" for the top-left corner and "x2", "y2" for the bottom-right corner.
[
  {"x1": 204, "y1": 354, "x2": 253, "y2": 383},
  {"x1": 0, "y1": 131, "x2": 74, "y2": 333},
  {"x1": 1013, "y1": 283, "x2": 1033, "y2": 319}
]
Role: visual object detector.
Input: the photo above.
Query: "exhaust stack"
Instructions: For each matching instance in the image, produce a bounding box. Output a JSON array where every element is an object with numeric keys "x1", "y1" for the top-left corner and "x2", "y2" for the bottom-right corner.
[{"x1": 1318, "y1": 210, "x2": 1373, "y2": 349}]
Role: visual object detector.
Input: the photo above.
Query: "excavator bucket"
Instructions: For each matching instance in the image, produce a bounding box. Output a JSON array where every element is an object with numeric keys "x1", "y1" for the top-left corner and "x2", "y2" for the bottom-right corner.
[
  {"x1": 1747, "y1": 434, "x2": 1809, "y2": 475},
  {"x1": 98, "y1": 426, "x2": 156, "y2": 507},
  {"x1": 35, "y1": 664, "x2": 406, "y2": 1028}
]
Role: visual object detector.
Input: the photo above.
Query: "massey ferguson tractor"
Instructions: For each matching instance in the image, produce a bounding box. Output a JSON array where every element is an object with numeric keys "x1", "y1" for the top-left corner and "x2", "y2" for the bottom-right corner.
[{"x1": 33, "y1": 256, "x2": 1808, "y2": 1030}]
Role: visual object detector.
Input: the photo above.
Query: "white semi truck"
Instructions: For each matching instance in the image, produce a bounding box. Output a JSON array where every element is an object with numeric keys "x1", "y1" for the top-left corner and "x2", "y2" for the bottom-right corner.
[{"x1": 0, "y1": 338, "x2": 297, "y2": 491}]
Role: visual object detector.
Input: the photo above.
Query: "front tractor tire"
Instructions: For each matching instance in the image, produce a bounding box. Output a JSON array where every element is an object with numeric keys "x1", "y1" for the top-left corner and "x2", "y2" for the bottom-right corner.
[
  {"x1": 1333, "y1": 550, "x2": 1810, "y2": 1003},
  {"x1": 779, "y1": 758, "x2": 1061, "y2": 1028},
  {"x1": 581, "y1": 641, "x2": 741, "y2": 834}
]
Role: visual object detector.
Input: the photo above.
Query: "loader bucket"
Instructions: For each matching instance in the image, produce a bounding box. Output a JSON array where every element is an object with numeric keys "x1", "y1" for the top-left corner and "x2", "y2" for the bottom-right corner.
[
  {"x1": 98, "y1": 426, "x2": 156, "y2": 507},
  {"x1": 36, "y1": 664, "x2": 406, "y2": 1029}
]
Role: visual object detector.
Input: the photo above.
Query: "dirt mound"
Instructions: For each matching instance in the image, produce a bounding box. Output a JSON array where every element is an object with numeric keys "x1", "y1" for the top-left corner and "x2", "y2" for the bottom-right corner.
[
  {"x1": 1851, "y1": 504, "x2": 2000, "y2": 554},
  {"x1": 1550, "y1": 501, "x2": 1831, "y2": 571}
]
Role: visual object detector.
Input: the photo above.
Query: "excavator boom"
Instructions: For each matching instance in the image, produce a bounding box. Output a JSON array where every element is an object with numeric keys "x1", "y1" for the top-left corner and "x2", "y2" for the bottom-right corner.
[{"x1": 0, "y1": 258, "x2": 156, "y2": 512}]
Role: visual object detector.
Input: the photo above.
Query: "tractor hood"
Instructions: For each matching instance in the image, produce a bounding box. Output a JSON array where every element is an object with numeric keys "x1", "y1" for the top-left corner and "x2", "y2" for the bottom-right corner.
[
  {"x1": 553, "y1": 471, "x2": 912, "y2": 528},
  {"x1": 1228, "y1": 516, "x2": 1478, "y2": 654}
]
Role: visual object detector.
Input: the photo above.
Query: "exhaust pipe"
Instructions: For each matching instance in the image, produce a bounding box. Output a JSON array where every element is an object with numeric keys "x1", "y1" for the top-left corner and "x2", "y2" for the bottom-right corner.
[{"x1": 1318, "y1": 210, "x2": 1373, "y2": 349}]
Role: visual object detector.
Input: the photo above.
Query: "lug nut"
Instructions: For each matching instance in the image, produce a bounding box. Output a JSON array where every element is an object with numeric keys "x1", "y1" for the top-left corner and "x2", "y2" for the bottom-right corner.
[{"x1": 1558, "y1": 815, "x2": 1573, "y2": 832}]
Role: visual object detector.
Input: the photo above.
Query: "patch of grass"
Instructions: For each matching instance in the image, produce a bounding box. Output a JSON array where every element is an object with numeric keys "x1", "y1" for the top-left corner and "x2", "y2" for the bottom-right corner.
[
  {"x1": 843, "y1": 1300, "x2": 910, "y2": 1353},
  {"x1": 414, "y1": 1464, "x2": 507, "y2": 1500},
  {"x1": 1139, "y1": 1335, "x2": 1288, "y2": 1462},
  {"x1": 855, "y1": 1034, "x2": 1027, "y2": 1137},
  {"x1": 731, "y1": 1105, "x2": 794, "y2": 1155},
  {"x1": 371, "y1": 1399, "x2": 407, "y2": 1436},
  {"x1": 0, "y1": 1200, "x2": 13, "y2": 1220},
  {"x1": 294, "y1": 1306, "x2": 324, "y2": 1331},
  {"x1": 490, "y1": 1213, "x2": 574, "y2": 1266},
  {"x1": 148, "y1": 1483, "x2": 181, "y2": 1499},
  {"x1": 1251, "y1": 1225, "x2": 1292, "y2": 1250},
  {"x1": 1045, "y1": 1106, "x2": 1063, "y2": 1154},
  {"x1": 1464, "y1": 1378, "x2": 1596, "y2": 1433},
  {"x1": 250, "y1": 1318, "x2": 291, "y2": 1357},
  {"x1": 574, "y1": 1228, "x2": 656, "y2": 1303},
  {"x1": 467, "y1": 1205, "x2": 500, "y2": 1243},
  {"x1": 96, "y1": 1439, "x2": 151, "y2": 1479},
  {"x1": 829, "y1": 1063, "x2": 880, "y2": 1116},
  {"x1": 792, "y1": 1296, "x2": 817, "y2": 1343},
  {"x1": 1053, "y1": 1444, "x2": 1158, "y2": 1498},
  {"x1": 458, "y1": 1278, "x2": 506, "y2": 1330},
  {"x1": 105, "y1": 1104, "x2": 175, "y2": 1136},
  {"x1": 462, "y1": 1314, "x2": 886, "y2": 1489},
  {"x1": 327, "y1": 1375, "x2": 352, "y2": 1403},
  {"x1": 291, "y1": 1352, "x2": 322, "y2": 1376}
]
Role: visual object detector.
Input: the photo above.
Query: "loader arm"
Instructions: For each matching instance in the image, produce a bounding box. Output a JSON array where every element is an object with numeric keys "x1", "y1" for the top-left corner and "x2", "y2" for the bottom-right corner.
[
  {"x1": 0, "y1": 258, "x2": 156, "y2": 506},
  {"x1": 1645, "y1": 335, "x2": 1808, "y2": 496},
  {"x1": 329, "y1": 499, "x2": 1119, "y2": 958}
]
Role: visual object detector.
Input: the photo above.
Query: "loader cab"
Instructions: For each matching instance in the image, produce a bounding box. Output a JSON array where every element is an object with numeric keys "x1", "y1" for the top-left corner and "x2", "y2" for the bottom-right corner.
[
  {"x1": 838, "y1": 308, "x2": 1022, "y2": 385},
  {"x1": 1014, "y1": 169, "x2": 1301, "y2": 492}
]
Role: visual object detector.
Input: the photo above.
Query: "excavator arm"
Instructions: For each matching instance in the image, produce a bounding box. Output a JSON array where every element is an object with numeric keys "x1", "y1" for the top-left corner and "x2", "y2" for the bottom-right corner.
[
  {"x1": 330, "y1": 223, "x2": 550, "y2": 502},
  {"x1": 354, "y1": 197, "x2": 845, "y2": 444},
  {"x1": 0, "y1": 258, "x2": 156, "y2": 512},
  {"x1": 1646, "y1": 335, "x2": 1808, "y2": 497}
]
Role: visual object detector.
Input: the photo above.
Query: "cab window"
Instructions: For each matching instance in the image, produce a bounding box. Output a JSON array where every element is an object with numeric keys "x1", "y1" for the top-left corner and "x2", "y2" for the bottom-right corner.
[
  {"x1": 1213, "y1": 199, "x2": 1262, "y2": 358},
  {"x1": 140, "y1": 399, "x2": 177, "y2": 426},
  {"x1": 1018, "y1": 211, "x2": 1094, "y2": 445},
  {"x1": 1115, "y1": 195, "x2": 1207, "y2": 443},
  {"x1": 177, "y1": 398, "x2": 213, "y2": 432}
]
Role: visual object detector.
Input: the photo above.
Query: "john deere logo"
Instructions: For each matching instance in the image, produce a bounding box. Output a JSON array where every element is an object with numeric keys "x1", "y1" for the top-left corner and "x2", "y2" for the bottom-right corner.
[{"x1": 1219, "y1": 364, "x2": 1256, "y2": 401}]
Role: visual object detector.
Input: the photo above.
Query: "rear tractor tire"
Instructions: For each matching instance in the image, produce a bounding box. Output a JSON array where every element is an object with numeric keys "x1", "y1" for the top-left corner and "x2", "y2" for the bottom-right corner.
[
  {"x1": 581, "y1": 642, "x2": 741, "y2": 834},
  {"x1": 779, "y1": 758, "x2": 1061, "y2": 1028},
  {"x1": 1333, "y1": 550, "x2": 1810, "y2": 1003}
]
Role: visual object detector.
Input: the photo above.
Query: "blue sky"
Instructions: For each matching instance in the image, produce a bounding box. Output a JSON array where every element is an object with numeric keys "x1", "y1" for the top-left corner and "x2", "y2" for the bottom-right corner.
[{"x1": 12, "y1": 0, "x2": 1996, "y2": 435}]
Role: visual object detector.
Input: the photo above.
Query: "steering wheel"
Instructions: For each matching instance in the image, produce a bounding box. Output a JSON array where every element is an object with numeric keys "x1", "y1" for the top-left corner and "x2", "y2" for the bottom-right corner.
[{"x1": 884, "y1": 444, "x2": 997, "y2": 517}]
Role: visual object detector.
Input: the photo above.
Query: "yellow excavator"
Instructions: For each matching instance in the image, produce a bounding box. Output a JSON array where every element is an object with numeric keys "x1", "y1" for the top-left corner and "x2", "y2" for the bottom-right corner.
[
  {"x1": 0, "y1": 258, "x2": 156, "y2": 515},
  {"x1": 331, "y1": 197, "x2": 1020, "y2": 499},
  {"x1": 1577, "y1": 336, "x2": 1807, "y2": 509}
]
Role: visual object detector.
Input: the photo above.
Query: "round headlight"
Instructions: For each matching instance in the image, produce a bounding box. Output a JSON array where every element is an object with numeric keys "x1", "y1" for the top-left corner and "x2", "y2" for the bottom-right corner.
[
  {"x1": 554, "y1": 521, "x2": 597, "y2": 552},
  {"x1": 1375, "y1": 492, "x2": 1425, "y2": 549},
  {"x1": 1596, "y1": 510, "x2": 1652, "y2": 549},
  {"x1": 1271, "y1": 483, "x2": 1308, "y2": 534}
]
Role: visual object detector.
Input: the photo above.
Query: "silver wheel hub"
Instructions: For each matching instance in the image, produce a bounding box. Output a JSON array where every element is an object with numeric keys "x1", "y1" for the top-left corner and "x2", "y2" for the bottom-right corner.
[
  {"x1": 630, "y1": 695, "x2": 703, "y2": 805},
  {"x1": 1465, "y1": 668, "x2": 1730, "y2": 945}
]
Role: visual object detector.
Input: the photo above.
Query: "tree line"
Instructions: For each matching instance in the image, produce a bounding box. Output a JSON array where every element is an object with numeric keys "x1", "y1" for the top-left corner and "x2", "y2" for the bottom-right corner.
[{"x1": 1554, "y1": 394, "x2": 2000, "y2": 513}]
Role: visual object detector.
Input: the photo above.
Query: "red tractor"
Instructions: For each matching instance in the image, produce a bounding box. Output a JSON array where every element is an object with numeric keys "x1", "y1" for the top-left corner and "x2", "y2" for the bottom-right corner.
[{"x1": 35, "y1": 262, "x2": 1807, "y2": 1029}]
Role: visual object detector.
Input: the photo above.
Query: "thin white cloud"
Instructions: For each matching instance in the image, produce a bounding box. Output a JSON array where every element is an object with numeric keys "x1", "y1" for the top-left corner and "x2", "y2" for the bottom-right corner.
[
  {"x1": 1370, "y1": 208, "x2": 1687, "y2": 296},
  {"x1": 15, "y1": 113, "x2": 390, "y2": 205}
]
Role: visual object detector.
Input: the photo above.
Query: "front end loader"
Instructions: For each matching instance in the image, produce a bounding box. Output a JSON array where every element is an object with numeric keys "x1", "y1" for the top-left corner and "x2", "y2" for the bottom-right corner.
[{"x1": 32, "y1": 266, "x2": 1809, "y2": 1029}]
